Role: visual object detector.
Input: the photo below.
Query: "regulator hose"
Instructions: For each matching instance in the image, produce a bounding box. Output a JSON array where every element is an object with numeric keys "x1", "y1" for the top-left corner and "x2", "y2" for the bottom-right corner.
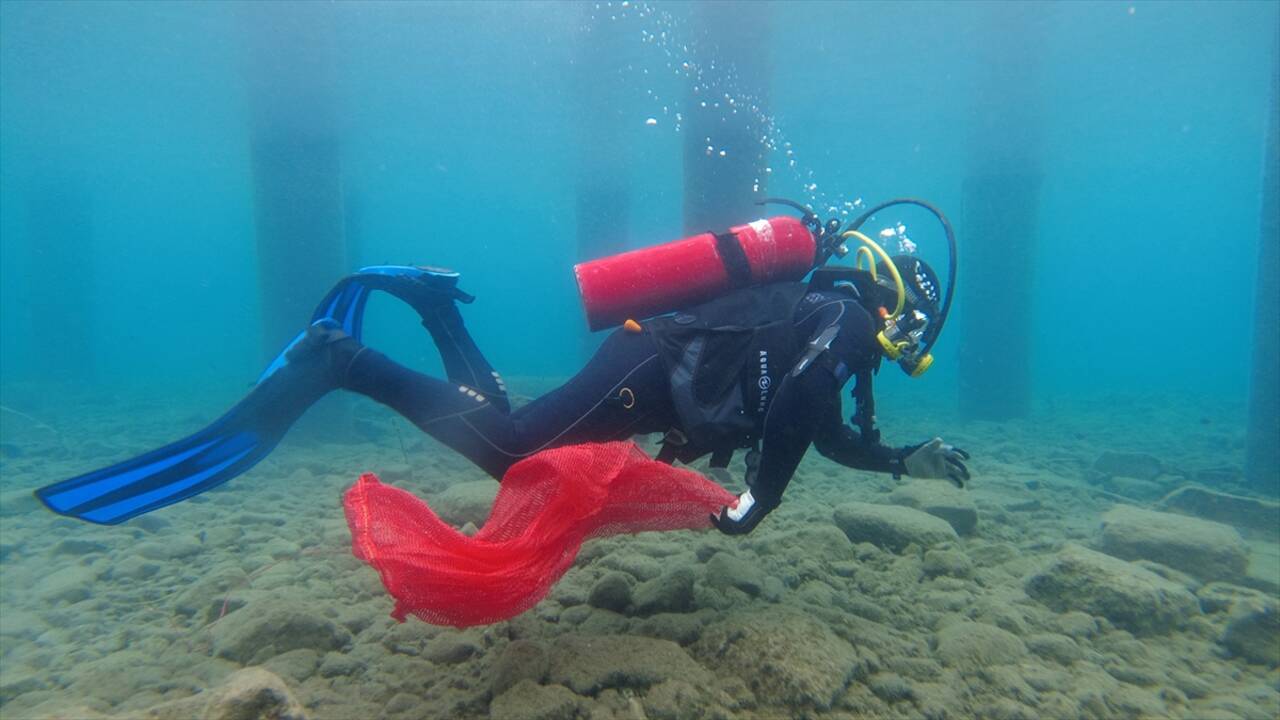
[{"x1": 845, "y1": 198, "x2": 958, "y2": 359}]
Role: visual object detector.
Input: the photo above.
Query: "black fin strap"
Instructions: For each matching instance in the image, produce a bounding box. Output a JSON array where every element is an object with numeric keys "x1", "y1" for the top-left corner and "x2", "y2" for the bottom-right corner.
[
  {"x1": 709, "y1": 448, "x2": 734, "y2": 469},
  {"x1": 656, "y1": 442, "x2": 679, "y2": 465}
]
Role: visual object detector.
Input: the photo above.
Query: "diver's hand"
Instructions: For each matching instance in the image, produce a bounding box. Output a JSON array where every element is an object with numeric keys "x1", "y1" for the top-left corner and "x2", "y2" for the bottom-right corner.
[
  {"x1": 711, "y1": 490, "x2": 770, "y2": 536},
  {"x1": 903, "y1": 438, "x2": 971, "y2": 488}
]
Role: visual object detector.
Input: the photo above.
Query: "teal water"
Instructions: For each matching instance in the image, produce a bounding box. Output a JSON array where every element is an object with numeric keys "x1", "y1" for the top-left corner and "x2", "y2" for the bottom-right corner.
[
  {"x1": 1, "y1": 2, "x2": 1278, "y2": 719},
  {"x1": 2, "y1": 1, "x2": 1275, "y2": 390}
]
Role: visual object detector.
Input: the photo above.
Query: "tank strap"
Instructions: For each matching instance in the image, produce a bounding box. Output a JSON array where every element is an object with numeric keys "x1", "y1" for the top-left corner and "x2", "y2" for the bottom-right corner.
[{"x1": 714, "y1": 232, "x2": 754, "y2": 289}]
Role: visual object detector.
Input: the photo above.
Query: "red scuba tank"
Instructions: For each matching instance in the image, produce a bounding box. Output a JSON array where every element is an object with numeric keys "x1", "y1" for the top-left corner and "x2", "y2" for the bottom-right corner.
[{"x1": 575, "y1": 216, "x2": 817, "y2": 331}]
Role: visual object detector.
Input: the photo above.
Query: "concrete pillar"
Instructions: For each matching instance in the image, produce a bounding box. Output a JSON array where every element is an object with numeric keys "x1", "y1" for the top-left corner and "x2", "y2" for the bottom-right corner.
[
  {"x1": 241, "y1": 2, "x2": 348, "y2": 360},
  {"x1": 573, "y1": 8, "x2": 631, "y2": 355},
  {"x1": 1245, "y1": 51, "x2": 1279, "y2": 496},
  {"x1": 682, "y1": 2, "x2": 772, "y2": 233},
  {"x1": 957, "y1": 4, "x2": 1044, "y2": 421}
]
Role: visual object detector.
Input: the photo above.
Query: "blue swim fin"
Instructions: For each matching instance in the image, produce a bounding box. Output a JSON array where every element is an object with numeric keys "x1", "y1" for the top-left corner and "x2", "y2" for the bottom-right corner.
[
  {"x1": 37, "y1": 266, "x2": 467, "y2": 525},
  {"x1": 257, "y1": 265, "x2": 468, "y2": 383},
  {"x1": 35, "y1": 321, "x2": 343, "y2": 525}
]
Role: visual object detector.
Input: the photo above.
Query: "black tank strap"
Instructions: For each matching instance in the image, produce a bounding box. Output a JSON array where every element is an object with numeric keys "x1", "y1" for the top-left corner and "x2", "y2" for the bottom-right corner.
[{"x1": 714, "y1": 232, "x2": 754, "y2": 289}]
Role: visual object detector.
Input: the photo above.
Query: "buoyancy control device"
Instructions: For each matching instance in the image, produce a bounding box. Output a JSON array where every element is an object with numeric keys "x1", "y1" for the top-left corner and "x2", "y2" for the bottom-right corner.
[{"x1": 573, "y1": 196, "x2": 959, "y2": 379}]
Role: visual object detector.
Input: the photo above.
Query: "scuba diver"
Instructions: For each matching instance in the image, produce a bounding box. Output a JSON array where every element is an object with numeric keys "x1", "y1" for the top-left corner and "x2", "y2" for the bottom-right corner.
[{"x1": 37, "y1": 199, "x2": 970, "y2": 535}]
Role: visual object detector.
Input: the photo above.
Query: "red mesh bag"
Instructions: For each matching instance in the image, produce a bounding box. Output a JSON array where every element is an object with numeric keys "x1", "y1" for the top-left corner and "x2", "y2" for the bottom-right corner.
[{"x1": 343, "y1": 441, "x2": 735, "y2": 627}]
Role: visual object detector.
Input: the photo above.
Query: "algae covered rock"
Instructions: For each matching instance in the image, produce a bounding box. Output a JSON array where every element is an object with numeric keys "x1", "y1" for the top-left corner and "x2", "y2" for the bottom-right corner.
[
  {"x1": 1160, "y1": 485, "x2": 1280, "y2": 533},
  {"x1": 1099, "y1": 504, "x2": 1248, "y2": 582},
  {"x1": 923, "y1": 548, "x2": 973, "y2": 578},
  {"x1": 1093, "y1": 450, "x2": 1163, "y2": 480},
  {"x1": 704, "y1": 551, "x2": 766, "y2": 597},
  {"x1": 632, "y1": 565, "x2": 695, "y2": 615},
  {"x1": 832, "y1": 502, "x2": 959, "y2": 553},
  {"x1": 934, "y1": 621, "x2": 1027, "y2": 672},
  {"x1": 213, "y1": 600, "x2": 351, "y2": 663},
  {"x1": 489, "y1": 679, "x2": 581, "y2": 720},
  {"x1": 428, "y1": 480, "x2": 497, "y2": 527},
  {"x1": 491, "y1": 639, "x2": 550, "y2": 696},
  {"x1": 693, "y1": 610, "x2": 860, "y2": 709},
  {"x1": 1024, "y1": 544, "x2": 1200, "y2": 635},
  {"x1": 203, "y1": 667, "x2": 308, "y2": 720},
  {"x1": 1219, "y1": 595, "x2": 1280, "y2": 667},
  {"x1": 587, "y1": 571, "x2": 633, "y2": 613},
  {"x1": 547, "y1": 634, "x2": 710, "y2": 695},
  {"x1": 888, "y1": 479, "x2": 979, "y2": 535}
]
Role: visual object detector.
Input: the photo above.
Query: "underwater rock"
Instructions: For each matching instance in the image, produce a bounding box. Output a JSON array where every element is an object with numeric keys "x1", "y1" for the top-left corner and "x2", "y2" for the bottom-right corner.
[
  {"x1": 202, "y1": 668, "x2": 308, "y2": 720},
  {"x1": 922, "y1": 548, "x2": 973, "y2": 578},
  {"x1": 693, "y1": 610, "x2": 860, "y2": 710},
  {"x1": 633, "y1": 612, "x2": 707, "y2": 647},
  {"x1": 428, "y1": 480, "x2": 498, "y2": 527},
  {"x1": 1219, "y1": 595, "x2": 1280, "y2": 667},
  {"x1": 136, "y1": 536, "x2": 202, "y2": 560},
  {"x1": 934, "y1": 621, "x2": 1027, "y2": 672},
  {"x1": 887, "y1": 480, "x2": 979, "y2": 535},
  {"x1": 587, "y1": 571, "x2": 633, "y2": 613},
  {"x1": 424, "y1": 635, "x2": 480, "y2": 665},
  {"x1": 750, "y1": 524, "x2": 857, "y2": 564},
  {"x1": 641, "y1": 679, "x2": 723, "y2": 720},
  {"x1": 547, "y1": 634, "x2": 711, "y2": 695},
  {"x1": 1194, "y1": 465, "x2": 1243, "y2": 485},
  {"x1": 703, "y1": 551, "x2": 766, "y2": 597},
  {"x1": 1100, "y1": 475, "x2": 1168, "y2": 502},
  {"x1": 173, "y1": 566, "x2": 250, "y2": 623},
  {"x1": 0, "y1": 670, "x2": 47, "y2": 706},
  {"x1": 1160, "y1": 485, "x2": 1280, "y2": 534},
  {"x1": 261, "y1": 649, "x2": 321, "y2": 685},
  {"x1": 490, "y1": 680, "x2": 581, "y2": 720},
  {"x1": 867, "y1": 672, "x2": 916, "y2": 703},
  {"x1": 213, "y1": 600, "x2": 352, "y2": 664},
  {"x1": 832, "y1": 502, "x2": 959, "y2": 552},
  {"x1": 49, "y1": 538, "x2": 108, "y2": 556},
  {"x1": 1196, "y1": 581, "x2": 1272, "y2": 614},
  {"x1": 35, "y1": 564, "x2": 93, "y2": 604},
  {"x1": 1052, "y1": 610, "x2": 1099, "y2": 638},
  {"x1": 1024, "y1": 633, "x2": 1083, "y2": 665},
  {"x1": 491, "y1": 640, "x2": 549, "y2": 696},
  {"x1": 599, "y1": 553, "x2": 664, "y2": 581},
  {"x1": 1024, "y1": 544, "x2": 1200, "y2": 635},
  {"x1": 632, "y1": 566, "x2": 695, "y2": 615},
  {"x1": 0, "y1": 488, "x2": 39, "y2": 518},
  {"x1": 1100, "y1": 505, "x2": 1248, "y2": 582},
  {"x1": 317, "y1": 651, "x2": 361, "y2": 679},
  {"x1": 1092, "y1": 450, "x2": 1163, "y2": 481}
]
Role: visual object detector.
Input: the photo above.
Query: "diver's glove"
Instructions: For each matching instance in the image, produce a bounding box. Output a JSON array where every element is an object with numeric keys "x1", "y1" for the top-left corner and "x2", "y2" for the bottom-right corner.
[
  {"x1": 711, "y1": 490, "x2": 773, "y2": 536},
  {"x1": 903, "y1": 438, "x2": 971, "y2": 488}
]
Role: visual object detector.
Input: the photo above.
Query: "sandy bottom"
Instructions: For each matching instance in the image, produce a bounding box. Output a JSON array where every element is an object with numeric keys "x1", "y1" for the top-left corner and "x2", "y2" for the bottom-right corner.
[{"x1": 1, "y1": 380, "x2": 1277, "y2": 719}]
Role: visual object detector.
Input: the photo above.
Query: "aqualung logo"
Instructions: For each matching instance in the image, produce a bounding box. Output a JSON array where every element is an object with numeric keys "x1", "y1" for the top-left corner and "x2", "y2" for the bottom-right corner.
[{"x1": 757, "y1": 350, "x2": 771, "y2": 413}]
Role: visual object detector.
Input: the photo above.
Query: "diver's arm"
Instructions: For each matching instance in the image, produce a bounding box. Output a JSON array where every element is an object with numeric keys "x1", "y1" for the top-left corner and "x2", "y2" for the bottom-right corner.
[
  {"x1": 812, "y1": 407, "x2": 911, "y2": 477},
  {"x1": 812, "y1": 398, "x2": 971, "y2": 486},
  {"x1": 710, "y1": 366, "x2": 831, "y2": 535}
]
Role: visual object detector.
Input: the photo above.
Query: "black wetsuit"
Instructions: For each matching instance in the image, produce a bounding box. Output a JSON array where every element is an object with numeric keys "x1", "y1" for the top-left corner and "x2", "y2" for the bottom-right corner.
[{"x1": 337, "y1": 283, "x2": 911, "y2": 513}]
